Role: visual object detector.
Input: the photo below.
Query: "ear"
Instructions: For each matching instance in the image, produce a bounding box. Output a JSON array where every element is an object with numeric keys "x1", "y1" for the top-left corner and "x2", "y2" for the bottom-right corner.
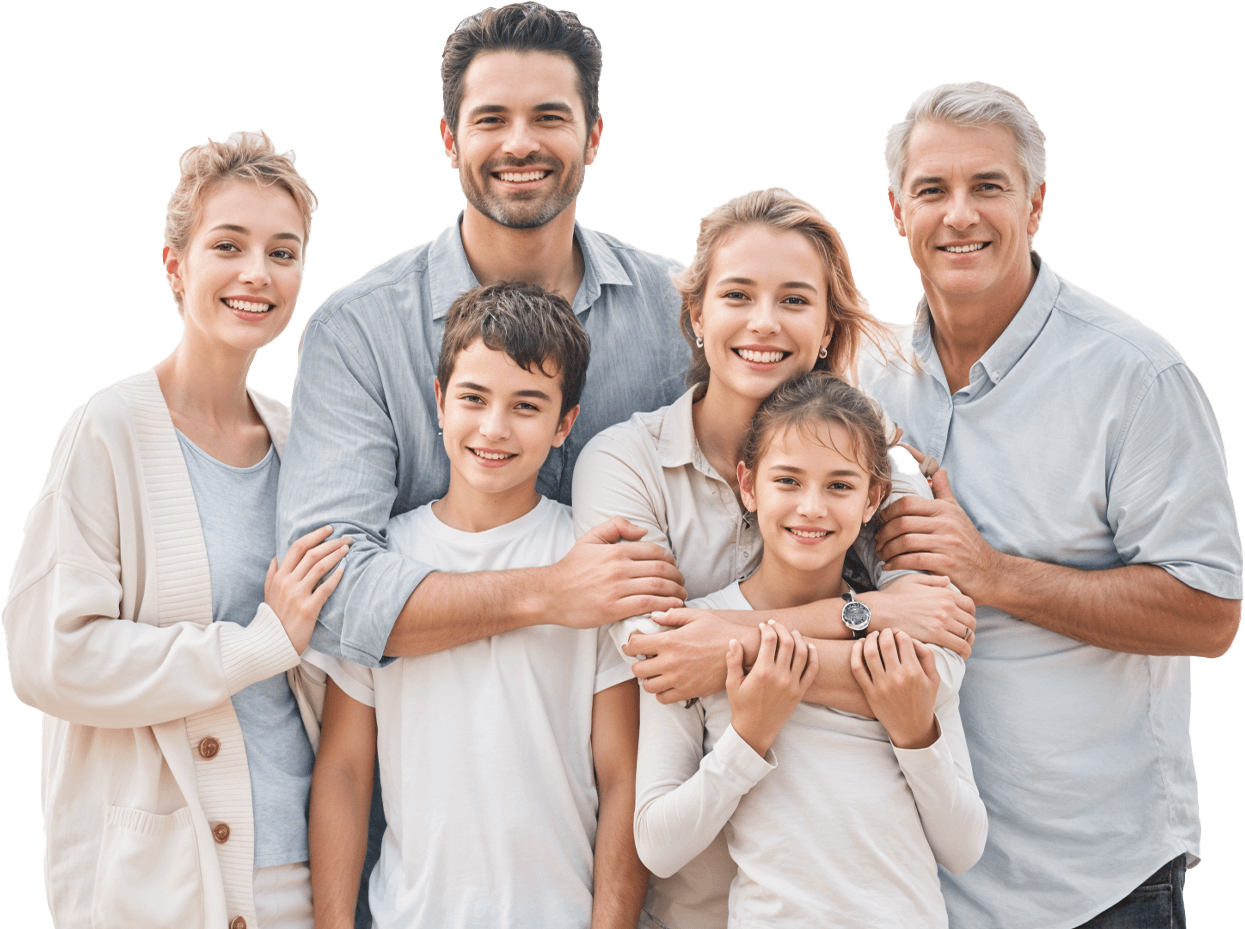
[
  {"x1": 163, "y1": 245, "x2": 183, "y2": 296},
  {"x1": 440, "y1": 118, "x2": 458, "y2": 169},
  {"x1": 1028, "y1": 181, "x2": 1046, "y2": 236},
  {"x1": 889, "y1": 189, "x2": 906, "y2": 237},
  {"x1": 688, "y1": 299, "x2": 704, "y2": 343},
  {"x1": 551, "y1": 404, "x2": 580, "y2": 448},
  {"x1": 583, "y1": 115, "x2": 603, "y2": 166},
  {"x1": 820, "y1": 320, "x2": 834, "y2": 359},
  {"x1": 737, "y1": 461, "x2": 758, "y2": 514},
  {"x1": 433, "y1": 378, "x2": 446, "y2": 429},
  {"x1": 863, "y1": 482, "x2": 884, "y2": 524}
]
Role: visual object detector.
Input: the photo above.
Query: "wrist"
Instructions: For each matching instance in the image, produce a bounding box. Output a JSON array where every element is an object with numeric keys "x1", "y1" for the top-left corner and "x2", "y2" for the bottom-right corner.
[
  {"x1": 890, "y1": 716, "x2": 940, "y2": 750},
  {"x1": 516, "y1": 564, "x2": 558, "y2": 628},
  {"x1": 730, "y1": 715, "x2": 774, "y2": 758}
]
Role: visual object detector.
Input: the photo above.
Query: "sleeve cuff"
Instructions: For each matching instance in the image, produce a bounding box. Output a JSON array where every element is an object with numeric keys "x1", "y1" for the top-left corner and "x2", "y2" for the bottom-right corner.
[
  {"x1": 219, "y1": 602, "x2": 302, "y2": 694},
  {"x1": 892, "y1": 715, "x2": 954, "y2": 774},
  {"x1": 304, "y1": 648, "x2": 378, "y2": 708},
  {"x1": 711, "y1": 723, "x2": 778, "y2": 789}
]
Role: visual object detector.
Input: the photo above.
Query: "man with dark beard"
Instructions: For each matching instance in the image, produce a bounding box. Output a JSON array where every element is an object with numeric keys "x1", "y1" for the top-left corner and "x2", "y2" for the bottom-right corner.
[{"x1": 278, "y1": 5, "x2": 688, "y2": 926}]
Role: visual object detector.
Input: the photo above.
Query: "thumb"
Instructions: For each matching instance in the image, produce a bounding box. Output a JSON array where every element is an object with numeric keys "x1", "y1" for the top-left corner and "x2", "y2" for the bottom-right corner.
[
  {"x1": 930, "y1": 468, "x2": 957, "y2": 501},
  {"x1": 584, "y1": 516, "x2": 645, "y2": 545},
  {"x1": 726, "y1": 639, "x2": 745, "y2": 694}
]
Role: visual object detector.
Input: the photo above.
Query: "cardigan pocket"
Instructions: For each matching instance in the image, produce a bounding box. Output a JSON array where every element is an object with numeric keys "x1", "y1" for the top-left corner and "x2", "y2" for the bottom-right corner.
[{"x1": 92, "y1": 804, "x2": 204, "y2": 929}]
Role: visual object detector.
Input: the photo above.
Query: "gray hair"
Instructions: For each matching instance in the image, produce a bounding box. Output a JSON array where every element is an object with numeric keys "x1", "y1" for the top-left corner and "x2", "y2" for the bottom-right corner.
[{"x1": 885, "y1": 82, "x2": 1046, "y2": 198}]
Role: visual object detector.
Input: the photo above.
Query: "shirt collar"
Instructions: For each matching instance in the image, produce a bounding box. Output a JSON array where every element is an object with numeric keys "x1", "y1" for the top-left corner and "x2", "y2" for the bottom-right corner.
[
  {"x1": 655, "y1": 387, "x2": 728, "y2": 485},
  {"x1": 911, "y1": 253, "x2": 1060, "y2": 387},
  {"x1": 429, "y1": 214, "x2": 632, "y2": 320}
]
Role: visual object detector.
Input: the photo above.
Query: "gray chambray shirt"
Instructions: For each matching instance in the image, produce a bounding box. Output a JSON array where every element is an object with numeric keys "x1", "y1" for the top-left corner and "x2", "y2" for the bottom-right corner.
[{"x1": 278, "y1": 217, "x2": 689, "y2": 666}]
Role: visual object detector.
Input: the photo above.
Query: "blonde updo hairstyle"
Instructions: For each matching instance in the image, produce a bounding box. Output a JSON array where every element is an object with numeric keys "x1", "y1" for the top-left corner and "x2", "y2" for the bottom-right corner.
[
  {"x1": 164, "y1": 130, "x2": 317, "y2": 309},
  {"x1": 675, "y1": 188, "x2": 889, "y2": 396}
]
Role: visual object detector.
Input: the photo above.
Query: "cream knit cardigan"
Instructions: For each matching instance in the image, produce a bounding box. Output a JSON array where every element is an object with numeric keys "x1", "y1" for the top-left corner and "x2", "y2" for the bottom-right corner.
[{"x1": 4, "y1": 370, "x2": 325, "y2": 929}]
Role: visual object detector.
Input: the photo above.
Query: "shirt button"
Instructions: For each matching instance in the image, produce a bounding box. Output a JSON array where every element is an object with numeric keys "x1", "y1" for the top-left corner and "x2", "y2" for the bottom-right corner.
[
  {"x1": 741, "y1": 551, "x2": 750, "y2": 558},
  {"x1": 212, "y1": 823, "x2": 231, "y2": 844},
  {"x1": 230, "y1": 918, "x2": 247, "y2": 929},
  {"x1": 198, "y1": 737, "x2": 220, "y2": 759}
]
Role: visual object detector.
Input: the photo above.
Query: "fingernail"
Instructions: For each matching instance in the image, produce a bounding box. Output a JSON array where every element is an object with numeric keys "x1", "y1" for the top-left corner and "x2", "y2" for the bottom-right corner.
[{"x1": 768, "y1": 619, "x2": 775, "y2": 625}]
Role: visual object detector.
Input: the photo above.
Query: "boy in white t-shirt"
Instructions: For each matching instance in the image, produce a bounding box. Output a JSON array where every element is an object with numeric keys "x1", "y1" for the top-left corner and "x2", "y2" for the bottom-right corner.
[{"x1": 307, "y1": 282, "x2": 645, "y2": 929}]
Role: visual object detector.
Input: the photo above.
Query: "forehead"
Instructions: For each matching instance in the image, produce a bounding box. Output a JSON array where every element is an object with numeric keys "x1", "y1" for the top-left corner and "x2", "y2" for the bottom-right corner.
[
  {"x1": 710, "y1": 226, "x2": 826, "y2": 288},
  {"x1": 447, "y1": 337, "x2": 564, "y2": 393},
  {"x1": 903, "y1": 120, "x2": 1023, "y2": 187},
  {"x1": 763, "y1": 420, "x2": 862, "y2": 470},
  {"x1": 194, "y1": 179, "x2": 304, "y2": 241},
  {"x1": 460, "y1": 50, "x2": 583, "y2": 115}
]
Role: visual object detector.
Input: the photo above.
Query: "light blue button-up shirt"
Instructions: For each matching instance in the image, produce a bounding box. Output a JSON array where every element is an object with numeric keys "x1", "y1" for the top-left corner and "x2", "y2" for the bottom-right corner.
[
  {"x1": 278, "y1": 218, "x2": 688, "y2": 666},
  {"x1": 861, "y1": 256, "x2": 1242, "y2": 929}
]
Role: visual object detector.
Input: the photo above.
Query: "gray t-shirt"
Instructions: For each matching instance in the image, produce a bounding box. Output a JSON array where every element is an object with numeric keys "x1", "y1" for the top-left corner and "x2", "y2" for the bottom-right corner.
[{"x1": 177, "y1": 430, "x2": 315, "y2": 868}]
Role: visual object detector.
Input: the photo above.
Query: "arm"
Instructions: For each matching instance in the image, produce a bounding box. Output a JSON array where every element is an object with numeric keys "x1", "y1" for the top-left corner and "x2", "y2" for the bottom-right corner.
[
  {"x1": 384, "y1": 517, "x2": 685, "y2": 657},
  {"x1": 589, "y1": 679, "x2": 648, "y2": 929},
  {"x1": 877, "y1": 468, "x2": 1240, "y2": 656},
  {"x1": 851, "y1": 630, "x2": 985, "y2": 873},
  {"x1": 309, "y1": 676, "x2": 377, "y2": 929},
  {"x1": 3, "y1": 403, "x2": 344, "y2": 729}
]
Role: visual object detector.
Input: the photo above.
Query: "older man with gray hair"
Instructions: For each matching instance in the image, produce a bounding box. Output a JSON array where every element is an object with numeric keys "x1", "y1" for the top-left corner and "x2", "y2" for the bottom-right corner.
[{"x1": 860, "y1": 81, "x2": 1241, "y2": 928}]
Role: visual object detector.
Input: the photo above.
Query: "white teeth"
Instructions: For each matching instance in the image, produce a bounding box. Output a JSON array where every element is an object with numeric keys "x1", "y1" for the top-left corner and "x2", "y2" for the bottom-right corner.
[
  {"x1": 788, "y1": 528, "x2": 829, "y2": 539},
  {"x1": 737, "y1": 349, "x2": 786, "y2": 364},
  {"x1": 224, "y1": 298, "x2": 272, "y2": 313},
  {"x1": 941, "y1": 243, "x2": 987, "y2": 253},
  {"x1": 497, "y1": 170, "x2": 549, "y2": 183},
  {"x1": 472, "y1": 449, "x2": 514, "y2": 460}
]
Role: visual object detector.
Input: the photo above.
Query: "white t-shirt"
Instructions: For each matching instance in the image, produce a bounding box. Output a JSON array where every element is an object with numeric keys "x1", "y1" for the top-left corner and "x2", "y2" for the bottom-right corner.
[{"x1": 308, "y1": 496, "x2": 631, "y2": 929}]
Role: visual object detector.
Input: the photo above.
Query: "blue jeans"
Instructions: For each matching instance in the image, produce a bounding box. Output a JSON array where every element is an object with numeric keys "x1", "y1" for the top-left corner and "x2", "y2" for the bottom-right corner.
[{"x1": 1075, "y1": 855, "x2": 1186, "y2": 929}]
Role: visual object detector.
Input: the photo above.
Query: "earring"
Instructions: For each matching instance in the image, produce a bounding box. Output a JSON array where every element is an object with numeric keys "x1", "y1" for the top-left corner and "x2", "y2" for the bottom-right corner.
[
  {"x1": 819, "y1": 346, "x2": 828, "y2": 359},
  {"x1": 695, "y1": 336, "x2": 704, "y2": 348}
]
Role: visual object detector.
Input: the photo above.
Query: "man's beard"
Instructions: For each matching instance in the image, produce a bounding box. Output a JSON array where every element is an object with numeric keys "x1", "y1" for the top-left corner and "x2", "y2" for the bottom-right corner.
[{"x1": 460, "y1": 154, "x2": 586, "y2": 230}]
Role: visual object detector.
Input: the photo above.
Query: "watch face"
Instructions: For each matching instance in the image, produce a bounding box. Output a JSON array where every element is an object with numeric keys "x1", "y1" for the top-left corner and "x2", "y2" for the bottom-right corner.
[{"x1": 842, "y1": 600, "x2": 870, "y2": 631}]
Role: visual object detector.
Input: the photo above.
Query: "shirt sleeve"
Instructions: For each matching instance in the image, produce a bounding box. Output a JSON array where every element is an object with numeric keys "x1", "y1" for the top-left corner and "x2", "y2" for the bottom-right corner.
[
  {"x1": 1108, "y1": 364, "x2": 1242, "y2": 599},
  {"x1": 633, "y1": 693, "x2": 774, "y2": 879},
  {"x1": 303, "y1": 648, "x2": 378, "y2": 709},
  {"x1": 572, "y1": 427, "x2": 673, "y2": 660},
  {"x1": 891, "y1": 648, "x2": 986, "y2": 875},
  {"x1": 4, "y1": 401, "x2": 300, "y2": 729},
  {"x1": 277, "y1": 316, "x2": 434, "y2": 667},
  {"x1": 594, "y1": 624, "x2": 636, "y2": 694}
]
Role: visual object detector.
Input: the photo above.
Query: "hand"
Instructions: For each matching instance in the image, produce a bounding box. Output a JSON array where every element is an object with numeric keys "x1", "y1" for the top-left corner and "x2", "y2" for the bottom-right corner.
[
  {"x1": 265, "y1": 526, "x2": 352, "y2": 654},
  {"x1": 728, "y1": 621, "x2": 818, "y2": 757},
  {"x1": 625, "y1": 616, "x2": 755, "y2": 704},
  {"x1": 649, "y1": 606, "x2": 755, "y2": 629},
  {"x1": 549, "y1": 517, "x2": 687, "y2": 629},
  {"x1": 858, "y1": 573, "x2": 977, "y2": 658},
  {"x1": 850, "y1": 629, "x2": 940, "y2": 749},
  {"x1": 874, "y1": 467, "x2": 1003, "y2": 605}
]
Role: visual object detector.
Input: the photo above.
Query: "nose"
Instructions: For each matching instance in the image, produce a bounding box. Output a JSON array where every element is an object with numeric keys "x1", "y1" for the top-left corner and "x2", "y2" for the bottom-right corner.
[
  {"x1": 501, "y1": 120, "x2": 539, "y2": 160},
  {"x1": 796, "y1": 487, "x2": 827, "y2": 519},
  {"x1": 943, "y1": 188, "x2": 979, "y2": 231},
  {"x1": 238, "y1": 249, "x2": 271, "y2": 286},
  {"x1": 480, "y1": 405, "x2": 510, "y2": 441},
  {"x1": 748, "y1": 298, "x2": 781, "y2": 335}
]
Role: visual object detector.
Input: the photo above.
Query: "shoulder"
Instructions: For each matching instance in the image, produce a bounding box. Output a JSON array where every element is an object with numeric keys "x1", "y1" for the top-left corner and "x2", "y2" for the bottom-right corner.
[
  {"x1": 577, "y1": 398, "x2": 683, "y2": 477},
  {"x1": 305, "y1": 244, "x2": 432, "y2": 334},
  {"x1": 584, "y1": 226, "x2": 683, "y2": 278},
  {"x1": 1050, "y1": 272, "x2": 1183, "y2": 373},
  {"x1": 248, "y1": 389, "x2": 290, "y2": 448}
]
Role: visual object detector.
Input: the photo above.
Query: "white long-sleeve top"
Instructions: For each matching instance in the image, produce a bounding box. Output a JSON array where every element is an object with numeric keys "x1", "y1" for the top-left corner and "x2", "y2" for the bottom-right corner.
[{"x1": 634, "y1": 583, "x2": 987, "y2": 929}]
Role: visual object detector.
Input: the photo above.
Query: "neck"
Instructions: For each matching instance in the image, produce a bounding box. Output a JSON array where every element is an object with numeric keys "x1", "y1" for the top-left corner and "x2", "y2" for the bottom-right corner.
[
  {"x1": 431, "y1": 476, "x2": 541, "y2": 533},
  {"x1": 691, "y1": 379, "x2": 765, "y2": 492},
  {"x1": 153, "y1": 329, "x2": 256, "y2": 428},
  {"x1": 739, "y1": 552, "x2": 848, "y2": 612},
  {"x1": 460, "y1": 204, "x2": 584, "y2": 305},
  {"x1": 924, "y1": 260, "x2": 1037, "y2": 393}
]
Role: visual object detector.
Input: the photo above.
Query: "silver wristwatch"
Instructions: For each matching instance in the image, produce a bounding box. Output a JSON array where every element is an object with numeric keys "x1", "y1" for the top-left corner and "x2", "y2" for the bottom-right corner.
[{"x1": 841, "y1": 591, "x2": 871, "y2": 639}]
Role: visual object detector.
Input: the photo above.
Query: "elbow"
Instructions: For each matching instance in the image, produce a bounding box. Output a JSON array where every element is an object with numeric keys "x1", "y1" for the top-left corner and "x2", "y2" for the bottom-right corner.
[
  {"x1": 1193, "y1": 601, "x2": 1239, "y2": 658},
  {"x1": 632, "y1": 809, "x2": 680, "y2": 880},
  {"x1": 938, "y1": 815, "x2": 988, "y2": 876}
]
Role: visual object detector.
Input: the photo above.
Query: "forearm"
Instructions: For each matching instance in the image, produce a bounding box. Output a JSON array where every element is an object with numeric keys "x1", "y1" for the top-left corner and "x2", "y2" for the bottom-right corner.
[
  {"x1": 384, "y1": 565, "x2": 550, "y2": 657},
  {"x1": 591, "y1": 780, "x2": 648, "y2": 929},
  {"x1": 798, "y1": 637, "x2": 874, "y2": 716},
  {"x1": 308, "y1": 761, "x2": 372, "y2": 929},
  {"x1": 984, "y1": 558, "x2": 1239, "y2": 656}
]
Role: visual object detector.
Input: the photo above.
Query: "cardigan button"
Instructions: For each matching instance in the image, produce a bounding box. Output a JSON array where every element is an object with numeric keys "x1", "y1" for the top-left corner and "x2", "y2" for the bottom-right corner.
[
  {"x1": 229, "y1": 918, "x2": 247, "y2": 929},
  {"x1": 212, "y1": 822, "x2": 231, "y2": 844},
  {"x1": 198, "y1": 737, "x2": 220, "y2": 759}
]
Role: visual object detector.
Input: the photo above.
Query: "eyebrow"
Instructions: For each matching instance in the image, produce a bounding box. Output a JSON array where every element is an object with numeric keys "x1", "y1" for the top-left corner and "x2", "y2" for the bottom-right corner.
[
  {"x1": 207, "y1": 223, "x2": 302, "y2": 243},
  {"x1": 768, "y1": 464, "x2": 864, "y2": 478},
  {"x1": 466, "y1": 101, "x2": 574, "y2": 119},
  {"x1": 718, "y1": 276, "x2": 818, "y2": 292},
  {"x1": 908, "y1": 169, "x2": 1015, "y2": 191},
  {"x1": 455, "y1": 381, "x2": 553, "y2": 402}
]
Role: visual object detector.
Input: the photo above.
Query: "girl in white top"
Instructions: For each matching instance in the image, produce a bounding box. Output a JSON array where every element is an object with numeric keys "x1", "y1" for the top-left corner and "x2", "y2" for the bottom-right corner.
[
  {"x1": 3, "y1": 133, "x2": 348, "y2": 929},
  {"x1": 634, "y1": 372, "x2": 987, "y2": 928},
  {"x1": 572, "y1": 188, "x2": 977, "y2": 928}
]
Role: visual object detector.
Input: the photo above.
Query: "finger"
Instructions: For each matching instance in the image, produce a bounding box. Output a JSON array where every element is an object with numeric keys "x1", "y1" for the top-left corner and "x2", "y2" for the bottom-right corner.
[
  {"x1": 615, "y1": 594, "x2": 687, "y2": 619},
  {"x1": 623, "y1": 633, "x2": 663, "y2": 659},
  {"x1": 861, "y1": 631, "x2": 883, "y2": 675},
  {"x1": 651, "y1": 609, "x2": 687, "y2": 627},
  {"x1": 878, "y1": 627, "x2": 900, "y2": 668},
  {"x1": 913, "y1": 639, "x2": 940, "y2": 680},
  {"x1": 849, "y1": 638, "x2": 872, "y2": 686},
  {"x1": 306, "y1": 541, "x2": 352, "y2": 588},
  {"x1": 792, "y1": 630, "x2": 809, "y2": 677},
  {"x1": 726, "y1": 639, "x2": 744, "y2": 694},
  {"x1": 616, "y1": 542, "x2": 681, "y2": 569},
  {"x1": 898, "y1": 442, "x2": 925, "y2": 465},
  {"x1": 895, "y1": 630, "x2": 919, "y2": 666},
  {"x1": 771, "y1": 621, "x2": 795, "y2": 672},
  {"x1": 312, "y1": 563, "x2": 347, "y2": 606},
  {"x1": 755, "y1": 622, "x2": 777, "y2": 667},
  {"x1": 929, "y1": 468, "x2": 957, "y2": 502},
  {"x1": 266, "y1": 556, "x2": 278, "y2": 584},
  {"x1": 877, "y1": 494, "x2": 939, "y2": 527},
  {"x1": 800, "y1": 642, "x2": 819, "y2": 690},
  {"x1": 281, "y1": 524, "x2": 335, "y2": 573},
  {"x1": 295, "y1": 536, "x2": 354, "y2": 581}
]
